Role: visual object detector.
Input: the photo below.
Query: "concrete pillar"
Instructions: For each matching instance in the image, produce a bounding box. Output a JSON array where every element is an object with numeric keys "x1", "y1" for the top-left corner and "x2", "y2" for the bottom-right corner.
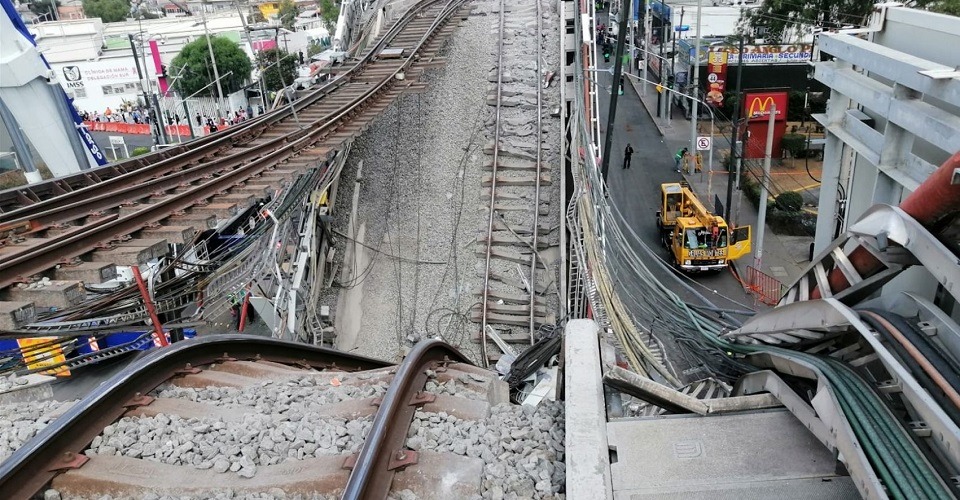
[{"x1": 564, "y1": 319, "x2": 613, "y2": 499}]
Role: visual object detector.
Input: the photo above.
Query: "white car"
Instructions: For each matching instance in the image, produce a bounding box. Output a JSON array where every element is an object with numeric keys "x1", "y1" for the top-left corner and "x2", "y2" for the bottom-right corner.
[{"x1": 294, "y1": 74, "x2": 318, "y2": 90}]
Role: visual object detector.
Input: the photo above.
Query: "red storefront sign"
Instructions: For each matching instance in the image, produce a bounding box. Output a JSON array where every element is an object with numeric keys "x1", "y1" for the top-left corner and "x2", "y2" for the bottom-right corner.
[
  {"x1": 705, "y1": 51, "x2": 727, "y2": 107},
  {"x1": 742, "y1": 91, "x2": 789, "y2": 159},
  {"x1": 744, "y1": 91, "x2": 789, "y2": 122}
]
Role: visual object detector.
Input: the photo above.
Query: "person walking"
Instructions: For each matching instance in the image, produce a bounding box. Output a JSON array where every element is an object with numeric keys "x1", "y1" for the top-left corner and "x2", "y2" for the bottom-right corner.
[
  {"x1": 623, "y1": 143, "x2": 634, "y2": 169},
  {"x1": 674, "y1": 147, "x2": 688, "y2": 172}
]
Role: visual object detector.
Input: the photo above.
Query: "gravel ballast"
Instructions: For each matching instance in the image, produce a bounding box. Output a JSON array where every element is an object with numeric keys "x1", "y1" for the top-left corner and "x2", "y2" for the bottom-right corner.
[
  {"x1": 0, "y1": 399, "x2": 73, "y2": 462},
  {"x1": 324, "y1": 0, "x2": 563, "y2": 364}
]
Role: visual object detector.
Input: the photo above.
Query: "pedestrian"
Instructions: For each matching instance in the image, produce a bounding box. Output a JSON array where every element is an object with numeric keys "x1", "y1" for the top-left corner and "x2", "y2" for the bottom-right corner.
[
  {"x1": 195, "y1": 113, "x2": 202, "y2": 126},
  {"x1": 247, "y1": 104, "x2": 254, "y2": 118},
  {"x1": 618, "y1": 75, "x2": 624, "y2": 95},
  {"x1": 674, "y1": 147, "x2": 688, "y2": 172},
  {"x1": 623, "y1": 143, "x2": 634, "y2": 169}
]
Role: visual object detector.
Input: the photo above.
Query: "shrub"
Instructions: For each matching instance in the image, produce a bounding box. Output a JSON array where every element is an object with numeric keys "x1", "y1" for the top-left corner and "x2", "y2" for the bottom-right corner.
[
  {"x1": 775, "y1": 191, "x2": 804, "y2": 212},
  {"x1": 781, "y1": 133, "x2": 807, "y2": 158},
  {"x1": 768, "y1": 208, "x2": 816, "y2": 236},
  {"x1": 131, "y1": 147, "x2": 151, "y2": 157}
]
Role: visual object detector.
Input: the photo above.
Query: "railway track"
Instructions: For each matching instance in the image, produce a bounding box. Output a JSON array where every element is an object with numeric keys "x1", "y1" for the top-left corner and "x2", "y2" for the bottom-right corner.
[
  {"x1": 477, "y1": 0, "x2": 555, "y2": 367},
  {"x1": 0, "y1": 0, "x2": 469, "y2": 295},
  {"x1": 0, "y1": 336, "x2": 548, "y2": 499}
]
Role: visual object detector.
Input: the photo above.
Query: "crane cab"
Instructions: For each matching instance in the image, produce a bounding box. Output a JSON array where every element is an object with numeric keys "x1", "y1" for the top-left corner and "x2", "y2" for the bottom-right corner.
[{"x1": 656, "y1": 182, "x2": 751, "y2": 272}]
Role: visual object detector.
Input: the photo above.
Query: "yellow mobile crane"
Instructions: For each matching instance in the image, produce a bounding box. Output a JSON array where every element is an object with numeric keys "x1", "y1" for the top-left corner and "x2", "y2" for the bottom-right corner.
[{"x1": 655, "y1": 182, "x2": 751, "y2": 272}]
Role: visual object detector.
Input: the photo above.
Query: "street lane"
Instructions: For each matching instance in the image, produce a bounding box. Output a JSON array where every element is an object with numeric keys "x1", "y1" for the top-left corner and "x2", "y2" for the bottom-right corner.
[{"x1": 594, "y1": 60, "x2": 760, "y2": 318}]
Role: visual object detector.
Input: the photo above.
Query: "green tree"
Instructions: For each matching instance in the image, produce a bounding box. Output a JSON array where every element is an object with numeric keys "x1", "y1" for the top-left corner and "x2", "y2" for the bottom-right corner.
[
  {"x1": 257, "y1": 48, "x2": 298, "y2": 92},
  {"x1": 744, "y1": 0, "x2": 960, "y2": 43},
  {"x1": 278, "y1": 0, "x2": 300, "y2": 30},
  {"x1": 317, "y1": 0, "x2": 339, "y2": 31},
  {"x1": 912, "y1": 0, "x2": 960, "y2": 15},
  {"x1": 170, "y1": 36, "x2": 252, "y2": 97},
  {"x1": 82, "y1": 0, "x2": 132, "y2": 22},
  {"x1": 27, "y1": 0, "x2": 60, "y2": 19}
]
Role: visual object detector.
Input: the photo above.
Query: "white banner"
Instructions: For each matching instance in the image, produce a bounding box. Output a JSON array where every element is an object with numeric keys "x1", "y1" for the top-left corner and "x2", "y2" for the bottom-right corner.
[{"x1": 708, "y1": 44, "x2": 813, "y2": 65}]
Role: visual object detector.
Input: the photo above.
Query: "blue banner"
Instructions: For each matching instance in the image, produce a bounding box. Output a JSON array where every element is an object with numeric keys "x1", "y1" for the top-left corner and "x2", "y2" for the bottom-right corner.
[
  {"x1": 0, "y1": 0, "x2": 107, "y2": 166},
  {"x1": 650, "y1": 1, "x2": 671, "y2": 21}
]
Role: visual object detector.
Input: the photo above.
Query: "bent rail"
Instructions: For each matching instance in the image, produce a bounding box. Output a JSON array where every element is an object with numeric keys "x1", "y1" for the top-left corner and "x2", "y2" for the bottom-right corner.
[{"x1": 0, "y1": 335, "x2": 390, "y2": 499}]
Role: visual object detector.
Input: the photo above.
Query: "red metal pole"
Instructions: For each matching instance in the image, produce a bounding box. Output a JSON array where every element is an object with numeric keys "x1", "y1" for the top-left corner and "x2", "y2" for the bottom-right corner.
[
  {"x1": 131, "y1": 266, "x2": 169, "y2": 347},
  {"x1": 812, "y1": 152, "x2": 960, "y2": 299},
  {"x1": 237, "y1": 286, "x2": 251, "y2": 332}
]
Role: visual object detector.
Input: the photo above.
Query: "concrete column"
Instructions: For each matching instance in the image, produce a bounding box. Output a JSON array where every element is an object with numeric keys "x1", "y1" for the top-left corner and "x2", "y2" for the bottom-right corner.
[{"x1": 564, "y1": 319, "x2": 613, "y2": 499}]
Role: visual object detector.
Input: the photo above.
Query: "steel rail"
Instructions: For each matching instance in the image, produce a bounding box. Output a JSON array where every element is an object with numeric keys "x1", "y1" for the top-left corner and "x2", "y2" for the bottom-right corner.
[
  {"x1": 0, "y1": 0, "x2": 463, "y2": 289},
  {"x1": 343, "y1": 338, "x2": 470, "y2": 499},
  {"x1": 479, "y1": 0, "x2": 507, "y2": 367},
  {"x1": 0, "y1": 111, "x2": 277, "y2": 229},
  {"x1": 0, "y1": 335, "x2": 391, "y2": 499},
  {"x1": 528, "y1": 0, "x2": 543, "y2": 343},
  {"x1": 0, "y1": 0, "x2": 441, "y2": 229}
]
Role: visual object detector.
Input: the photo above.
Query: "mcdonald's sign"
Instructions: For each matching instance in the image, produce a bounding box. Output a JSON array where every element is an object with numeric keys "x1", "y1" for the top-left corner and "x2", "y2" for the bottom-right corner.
[{"x1": 744, "y1": 91, "x2": 789, "y2": 122}]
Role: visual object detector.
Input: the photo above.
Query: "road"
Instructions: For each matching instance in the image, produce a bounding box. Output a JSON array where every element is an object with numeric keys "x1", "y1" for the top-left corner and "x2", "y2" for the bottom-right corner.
[{"x1": 594, "y1": 60, "x2": 758, "y2": 315}]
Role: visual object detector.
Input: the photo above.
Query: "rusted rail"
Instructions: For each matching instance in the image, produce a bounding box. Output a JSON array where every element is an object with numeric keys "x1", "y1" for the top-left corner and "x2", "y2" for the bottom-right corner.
[
  {"x1": 0, "y1": 335, "x2": 475, "y2": 499},
  {"x1": 0, "y1": 0, "x2": 468, "y2": 290},
  {"x1": 0, "y1": 335, "x2": 391, "y2": 499}
]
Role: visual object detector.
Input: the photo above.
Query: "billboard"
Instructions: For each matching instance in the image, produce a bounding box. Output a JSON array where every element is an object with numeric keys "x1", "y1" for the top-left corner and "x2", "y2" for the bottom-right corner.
[
  {"x1": 742, "y1": 90, "x2": 788, "y2": 159},
  {"x1": 707, "y1": 44, "x2": 812, "y2": 65},
  {"x1": 705, "y1": 51, "x2": 727, "y2": 107},
  {"x1": 52, "y1": 59, "x2": 145, "y2": 114}
]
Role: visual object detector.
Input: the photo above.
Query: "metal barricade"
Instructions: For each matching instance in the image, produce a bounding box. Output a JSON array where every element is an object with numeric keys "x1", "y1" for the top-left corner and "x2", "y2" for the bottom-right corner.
[{"x1": 746, "y1": 265, "x2": 785, "y2": 306}]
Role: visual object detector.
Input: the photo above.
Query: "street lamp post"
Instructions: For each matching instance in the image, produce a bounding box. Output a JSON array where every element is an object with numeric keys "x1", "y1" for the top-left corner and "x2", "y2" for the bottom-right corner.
[
  {"x1": 689, "y1": 0, "x2": 702, "y2": 158},
  {"x1": 668, "y1": 7, "x2": 683, "y2": 125}
]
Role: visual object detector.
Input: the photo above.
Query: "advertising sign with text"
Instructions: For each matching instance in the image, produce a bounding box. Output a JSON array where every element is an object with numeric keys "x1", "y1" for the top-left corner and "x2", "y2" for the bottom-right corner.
[
  {"x1": 707, "y1": 44, "x2": 812, "y2": 65},
  {"x1": 705, "y1": 51, "x2": 727, "y2": 107}
]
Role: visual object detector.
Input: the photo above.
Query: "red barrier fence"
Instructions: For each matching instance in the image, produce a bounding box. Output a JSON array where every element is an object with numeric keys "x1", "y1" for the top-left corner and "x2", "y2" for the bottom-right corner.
[
  {"x1": 745, "y1": 265, "x2": 785, "y2": 306},
  {"x1": 83, "y1": 121, "x2": 228, "y2": 137}
]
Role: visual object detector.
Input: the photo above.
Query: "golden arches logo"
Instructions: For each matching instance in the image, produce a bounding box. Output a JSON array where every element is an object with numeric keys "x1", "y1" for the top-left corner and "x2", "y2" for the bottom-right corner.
[{"x1": 748, "y1": 97, "x2": 777, "y2": 118}]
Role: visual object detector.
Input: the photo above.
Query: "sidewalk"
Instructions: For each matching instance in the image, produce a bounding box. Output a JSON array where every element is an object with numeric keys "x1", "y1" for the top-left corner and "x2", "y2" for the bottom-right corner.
[{"x1": 627, "y1": 78, "x2": 814, "y2": 288}]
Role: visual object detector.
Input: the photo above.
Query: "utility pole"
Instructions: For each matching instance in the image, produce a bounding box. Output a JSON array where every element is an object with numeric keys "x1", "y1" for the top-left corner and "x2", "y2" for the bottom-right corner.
[
  {"x1": 669, "y1": 6, "x2": 682, "y2": 124},
  {"x1": 642, "y1": 4, "x2": 651, "y2": 96},
  {"x1": 753, "y1": 103, "x2": 775, "y2": 273},
  {"x1": 688, "y1": 0, "x2": 702, "y2": 159},
  {"x1": 724, "y1": 36, "x2": 745, "y2": 222},
  {"x1": 200, "y1": 5, "x2": 225, "y2": 116},
  {"x1": 128, "y1": 33, "x2": 162, "y2": 148},
  {"x1": 234, "y1": 0, "x2": 269, "y2": 109},
  {"x1": 600, "y1": 0, "x2": 631, "y2": 182},
  {"x1": 657, "y1": 0, "x2": 666, "y2": 117}
]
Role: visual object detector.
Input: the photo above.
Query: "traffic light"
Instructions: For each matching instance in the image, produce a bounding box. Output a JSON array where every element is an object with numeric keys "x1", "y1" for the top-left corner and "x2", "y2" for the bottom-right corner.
[
  {"x1": 160, "y1": 64, "x2": 168, "y2": 79},
  {"x1": 667, "y1": 75, "x2": 675, "y2": 88}
]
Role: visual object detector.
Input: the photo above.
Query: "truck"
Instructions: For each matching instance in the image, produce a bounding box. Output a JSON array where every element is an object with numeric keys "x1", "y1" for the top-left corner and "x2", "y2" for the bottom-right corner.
[{"x1": 656, "y1": 182, "x2": 751, "y2": 272}]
